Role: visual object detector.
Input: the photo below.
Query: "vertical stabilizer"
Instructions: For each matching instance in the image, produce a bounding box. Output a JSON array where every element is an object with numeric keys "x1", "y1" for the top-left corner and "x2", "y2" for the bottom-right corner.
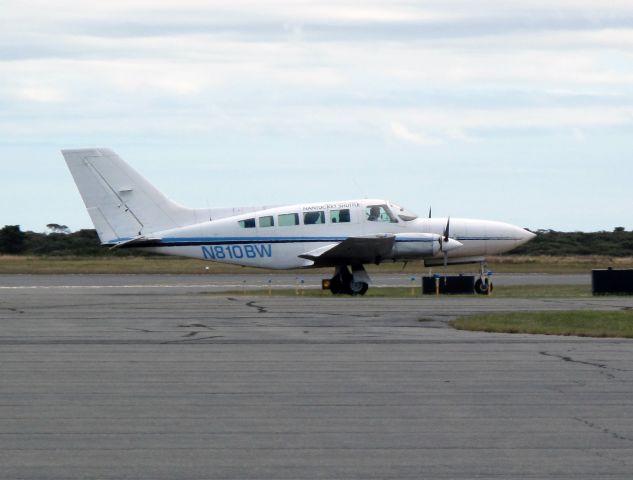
[{"x1": 62, "y1": 148, "x2": 191, "y2": 243}]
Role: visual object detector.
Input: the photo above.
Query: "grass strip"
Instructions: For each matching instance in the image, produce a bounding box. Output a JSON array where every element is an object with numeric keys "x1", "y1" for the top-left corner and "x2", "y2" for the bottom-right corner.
[
  {"x1": 491, "y1": 285, "x2": 589, "y2": 298},
  {"x1": 2, "y1": 255, "x2": 632, "y2": 275},
  {"x1": 207, "y1": 284, "x2": 591, "y2": 298},
  {"x1": 449, "y1": 310, "x2": 633, "y2": 338}
]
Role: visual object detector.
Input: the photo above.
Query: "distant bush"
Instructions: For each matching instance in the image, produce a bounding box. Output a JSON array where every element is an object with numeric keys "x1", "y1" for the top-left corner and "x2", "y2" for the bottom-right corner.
[
  {"x1": 0, "y1": 225, "x2": 26, "y2": 254},
  {"x1": 510, "y1": 230, "x2": 633, "y2": 257},
  {"x1": 23, "y1": 229, "x2": 106, "y2": 256},
  {"x1": 5, "y1": 227, "x2": 145, "y2": 257}
]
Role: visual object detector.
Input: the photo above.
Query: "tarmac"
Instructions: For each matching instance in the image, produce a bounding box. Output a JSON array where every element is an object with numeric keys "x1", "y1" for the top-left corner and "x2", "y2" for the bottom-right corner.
[{"x1": 1, "y1": 274, "x2": 632, "y2": 479}]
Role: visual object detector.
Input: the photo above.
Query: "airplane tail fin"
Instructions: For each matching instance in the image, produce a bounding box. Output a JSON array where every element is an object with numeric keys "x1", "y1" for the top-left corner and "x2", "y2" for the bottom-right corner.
[{"x1": 62, "y1": 148, "x2": 193, "y2": 244}]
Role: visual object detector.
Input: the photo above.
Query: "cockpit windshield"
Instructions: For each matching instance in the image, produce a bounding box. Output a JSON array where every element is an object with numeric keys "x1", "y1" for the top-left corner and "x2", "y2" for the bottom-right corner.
[
  {"x1": 365, "y1": 204, "x2": 398, "y2": 223},
  {"x1": 389, "y1": 203, "x2": 418, "y2": 222}
]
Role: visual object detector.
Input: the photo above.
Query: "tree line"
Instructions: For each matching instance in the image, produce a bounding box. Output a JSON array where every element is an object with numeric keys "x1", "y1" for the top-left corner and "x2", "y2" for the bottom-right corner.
[
  {"x1": 1, "y1": 225, "x2": 633, "y2": 257},
  {"x1": 509, "y1": 229, "x2": 633, "y2": 257},
  {"x1": 0, "y1": 226, "x2": 138, "y2": 256}
]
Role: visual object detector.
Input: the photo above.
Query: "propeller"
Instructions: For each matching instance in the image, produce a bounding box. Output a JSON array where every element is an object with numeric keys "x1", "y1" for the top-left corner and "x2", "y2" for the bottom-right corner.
[
  {"x1": 432, "y1": 217, "x2": 451, "y2": 286},
  {"x1": 428, "y1": 206, "x2": 432, "y2": 219},
  {"x1": 442, "y1": 217, "x2": 450, "y2": 269},
  {"x1": 436, "y1": 217, "x2": 462, "y2": 278}
]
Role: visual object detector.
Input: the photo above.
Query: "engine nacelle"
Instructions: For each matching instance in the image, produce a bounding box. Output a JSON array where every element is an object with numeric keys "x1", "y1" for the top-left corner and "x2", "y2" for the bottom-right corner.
[{"x1": 391, "y1": 233, "x2": 441, "y2": 260}]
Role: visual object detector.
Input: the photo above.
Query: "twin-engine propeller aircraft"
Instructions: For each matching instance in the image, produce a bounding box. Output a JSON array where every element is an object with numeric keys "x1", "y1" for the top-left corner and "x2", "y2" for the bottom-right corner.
[{"x1": 63, "y1": 148, "x2": 535, "y2": 295}]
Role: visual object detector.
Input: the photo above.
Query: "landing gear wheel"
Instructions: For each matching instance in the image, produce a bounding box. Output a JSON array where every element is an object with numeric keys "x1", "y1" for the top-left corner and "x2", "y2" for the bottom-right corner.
[
  {"x1": 326, "y1": 266, "x2": 370, "y2": 296},
  {"x1": 326, "y1": 269, "x2": 351, "y2": 295},
  {"x1": 475, "y1": 278, "x2": 493, "y2": 295},
  {"x1": 348, "y1": 281, "x2": 369, "y2": 296},
  {"x1": 329, "y1": 278, "x2": 343, "y2": 295}
]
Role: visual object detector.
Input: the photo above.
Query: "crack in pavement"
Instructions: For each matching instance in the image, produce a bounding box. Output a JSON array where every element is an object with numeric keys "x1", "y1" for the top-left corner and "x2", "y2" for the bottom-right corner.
[
  {"x1": 594, "y1": 450, "x2": 629, "y2": 468},
  {"x1": 245, "y1": 301, "x2": 267, "y2": 314},
  {"x1": 205, "y1": 296, "x2": 268, "y2": 313},
  {"x1": 161, "y1": 335, "x2": 224, "y2": 344},
  {"x1": 540, "y1": 350, "x2": 627, "y2": 383},
  {"x1": 540, "y1": 350, "x2": 608, "y2": 369},
  {"x1": 178, "y1": 323, "x2": 213, "y2": 329},
  {"x1": 574, "y1": 417, "x2": 633, "y2": 443},
  {"x1": 4, "y1": 307, "x2": 25, "y2": 314}
]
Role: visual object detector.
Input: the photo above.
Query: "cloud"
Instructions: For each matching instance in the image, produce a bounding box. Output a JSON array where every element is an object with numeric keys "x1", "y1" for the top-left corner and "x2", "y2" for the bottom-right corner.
[
  {"x1": 571, "y1": 128, "x2": 586, "y2": 142},
  {"x1": 1, "y1": 0, "x2": 633, "y2": 139},
  {"x1": 16, "y1": 86, "x2": 66, "y2": 103},
  {"x1": 389, "y1": 121, "x2": 441, "y2": 145}
]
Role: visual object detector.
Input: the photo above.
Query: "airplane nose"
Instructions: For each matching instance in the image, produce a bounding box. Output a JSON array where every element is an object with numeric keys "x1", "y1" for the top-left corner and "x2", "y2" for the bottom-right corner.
[
  {"x1": 519, "y1": 228, "x2": 536, "y2": 243},
  {"x1": 507, "y1": 225, "x2": 536, "y2": 248}
]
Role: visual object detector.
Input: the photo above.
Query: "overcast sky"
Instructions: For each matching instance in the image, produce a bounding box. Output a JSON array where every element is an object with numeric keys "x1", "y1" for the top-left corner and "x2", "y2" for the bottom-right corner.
[{"x1": 2, "y1": 0, "x2": 632, "y2": 232}]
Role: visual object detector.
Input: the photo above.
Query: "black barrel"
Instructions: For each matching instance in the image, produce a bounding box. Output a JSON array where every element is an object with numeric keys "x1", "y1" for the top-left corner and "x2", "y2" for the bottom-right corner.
[{"x1": 592, "y1": 268, "x2": 633, "y2": 295}]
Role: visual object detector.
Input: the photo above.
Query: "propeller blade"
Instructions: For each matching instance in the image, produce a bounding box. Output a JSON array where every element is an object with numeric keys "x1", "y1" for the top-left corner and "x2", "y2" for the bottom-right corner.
[
  {"x1": 428, "y1": 206, "x2": 432, "y2": 219},
  {"x1": 442, "y1": 218, "x2": 451, "y2": 272}
]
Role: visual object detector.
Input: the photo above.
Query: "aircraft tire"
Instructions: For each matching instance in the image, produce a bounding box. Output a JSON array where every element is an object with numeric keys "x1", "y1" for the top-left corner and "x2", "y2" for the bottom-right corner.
[
  {"x1": 475, "y1": 278, "x2": 493, "y2": 295},
  {"x1": 329, "y1": 278, "x2": 343, "y2": 295},
  {"x1": 349, "y1": 281, "x2": 369, "y2": 296}
]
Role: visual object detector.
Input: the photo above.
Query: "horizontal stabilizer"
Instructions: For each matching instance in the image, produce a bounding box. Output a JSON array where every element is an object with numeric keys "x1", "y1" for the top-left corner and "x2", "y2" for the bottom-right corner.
[{"x1": 108, "y1": 236, "x2": 162, "y2": 250}]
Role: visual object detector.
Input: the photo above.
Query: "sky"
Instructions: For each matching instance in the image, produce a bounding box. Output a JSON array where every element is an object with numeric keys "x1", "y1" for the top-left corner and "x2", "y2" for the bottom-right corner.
[{"x1": 1, "y1": 0, "x2": 632, "y2": 233}]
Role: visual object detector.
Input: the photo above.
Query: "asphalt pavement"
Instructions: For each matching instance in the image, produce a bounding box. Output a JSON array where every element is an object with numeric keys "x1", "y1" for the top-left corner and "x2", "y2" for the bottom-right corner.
[{"x1": 0, "y1": 275, "x2": 631, "y2": 479}]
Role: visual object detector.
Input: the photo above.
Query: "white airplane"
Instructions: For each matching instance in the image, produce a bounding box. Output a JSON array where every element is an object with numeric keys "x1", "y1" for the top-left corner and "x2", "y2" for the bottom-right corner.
[{"x1": 62, "y1": 148, "x2": 535, "y2": 295}]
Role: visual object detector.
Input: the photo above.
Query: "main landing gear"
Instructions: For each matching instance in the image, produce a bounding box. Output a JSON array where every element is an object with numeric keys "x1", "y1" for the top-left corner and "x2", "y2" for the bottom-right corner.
[
  {"x1": 474, "y1": 262, "x2": 493, "y2": 295},
  {"x1": 323, "y1": 265, "x2": 369, "y2": 296}
]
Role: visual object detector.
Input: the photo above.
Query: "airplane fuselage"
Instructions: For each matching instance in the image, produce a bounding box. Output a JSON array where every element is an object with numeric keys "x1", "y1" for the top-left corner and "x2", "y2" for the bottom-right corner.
[{"x1": 129, "y1": 198, "x2": 533, "y2": 269}]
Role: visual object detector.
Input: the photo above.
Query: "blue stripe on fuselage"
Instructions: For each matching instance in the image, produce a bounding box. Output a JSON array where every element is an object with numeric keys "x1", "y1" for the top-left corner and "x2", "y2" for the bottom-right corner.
[{"x1": 107, "y1": 235, "x2": 522, "y2": 248}]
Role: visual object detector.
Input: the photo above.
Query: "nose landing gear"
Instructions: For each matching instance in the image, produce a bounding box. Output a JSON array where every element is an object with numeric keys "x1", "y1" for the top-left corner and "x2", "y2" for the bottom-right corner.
[
  {"x1": 475, "y1": 262, "x2": 493, "y2": 295},
  {"x1": 474, "y1": 277, "x2": 492, "y2": 294}
]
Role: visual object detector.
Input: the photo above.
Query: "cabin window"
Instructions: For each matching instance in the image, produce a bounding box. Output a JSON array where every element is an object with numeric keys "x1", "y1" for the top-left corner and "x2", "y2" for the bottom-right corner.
[
  {"x1": 366, "y1": 205, "x2": 397, "y2": 223},
  {"x1": 259, "y1": 215, "x2": 274, "y2": 228},
  {"x1": 238, "y1": 218, "x2": 256, "y2": 228},
  {"x1": 330, "y1": 209, "x2": 350, "y2": 223},
  {"x1": 278, "y1": 213, "x2": 300, "y2": 227},
  {"x1": 303, "y1": 211, "x2": 325, "y2": 225}
]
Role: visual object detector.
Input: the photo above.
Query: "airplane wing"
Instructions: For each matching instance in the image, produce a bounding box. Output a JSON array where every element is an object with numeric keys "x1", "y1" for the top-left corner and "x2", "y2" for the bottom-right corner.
[{"x1": 299, "y1": 235, "x2": 395, "y2": 267}]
